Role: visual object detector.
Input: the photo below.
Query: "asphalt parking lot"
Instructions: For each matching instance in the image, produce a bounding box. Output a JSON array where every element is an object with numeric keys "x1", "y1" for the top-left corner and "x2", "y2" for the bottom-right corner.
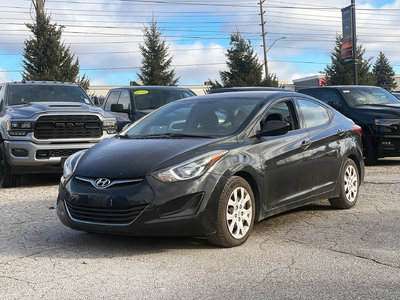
[{"x1": 1, "y1": 159, "x2": 399, "y2": 299}]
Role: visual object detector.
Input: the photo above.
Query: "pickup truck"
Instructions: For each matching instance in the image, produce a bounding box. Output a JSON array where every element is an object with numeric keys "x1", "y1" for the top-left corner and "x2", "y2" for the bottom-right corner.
[
  {"x1": 0, "y1": 81, "x2": 117, "y2": 187},
  {"x1": 103, "y1": 86, "x2": 195, "y2": 130}
]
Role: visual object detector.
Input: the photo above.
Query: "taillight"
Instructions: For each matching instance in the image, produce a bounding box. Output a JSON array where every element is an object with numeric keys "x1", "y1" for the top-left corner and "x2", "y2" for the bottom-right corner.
[{"x1": 351, "y1": 125, "x2": 362, "y2": 137}]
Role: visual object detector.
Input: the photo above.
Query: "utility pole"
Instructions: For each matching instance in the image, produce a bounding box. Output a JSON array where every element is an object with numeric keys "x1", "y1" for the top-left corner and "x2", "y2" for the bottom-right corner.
[
  {"x1": 259, "y1": 0, "x2": 268, "y2": 79},
  {"x1": 351, "y1": 0, "x2": 358, "y2": 85}
]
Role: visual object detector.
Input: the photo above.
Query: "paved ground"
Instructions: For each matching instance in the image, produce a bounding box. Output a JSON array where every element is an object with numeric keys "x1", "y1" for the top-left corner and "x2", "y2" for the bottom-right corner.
[{"x1": 0, "y1": 159, "x2": 399, "y2": 299}]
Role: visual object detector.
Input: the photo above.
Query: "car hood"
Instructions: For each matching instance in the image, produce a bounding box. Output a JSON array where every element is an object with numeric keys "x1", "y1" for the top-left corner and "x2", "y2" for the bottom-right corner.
[
  {"x1": 6, "y1": 102, "x2": 111, "y2": 119},
  {"x1": 355, "y1": 103, "x2": 400, "y2": 118},
  {"x1": 74, "y1": 136, "x2": 226, "y2": 178}
]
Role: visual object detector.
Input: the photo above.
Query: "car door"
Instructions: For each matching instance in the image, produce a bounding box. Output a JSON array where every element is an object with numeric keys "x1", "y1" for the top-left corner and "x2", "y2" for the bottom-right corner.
[
  {"x1": 295, "y1": 97, "x2": 342, "y2": 194},
  {"x1": 258, "y1": 99, "x2": 314, "y2": 209}
]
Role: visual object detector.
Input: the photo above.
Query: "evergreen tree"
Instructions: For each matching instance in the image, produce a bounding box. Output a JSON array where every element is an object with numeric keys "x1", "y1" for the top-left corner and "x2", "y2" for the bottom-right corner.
[
  {"x1": 138, "y1": 20, "x2": 179, "y2": 86},
  {"x1": 372, "y1": 51, "x2": 397, "y2": 91},
  {"x1": 220, "y1": 32, "x2": 264, "y2": 87},
  {"x1": 22, "y1": 11, "x2": 89, "y2": 89},
  {"x1": 325, "y1": 35, "x2": 374, "y2": 86}
]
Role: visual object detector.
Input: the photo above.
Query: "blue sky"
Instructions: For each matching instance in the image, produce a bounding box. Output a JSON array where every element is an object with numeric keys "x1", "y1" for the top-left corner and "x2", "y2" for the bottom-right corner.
[{"x1": 0, "y1": 0, "x2": 399, "y2": 87}]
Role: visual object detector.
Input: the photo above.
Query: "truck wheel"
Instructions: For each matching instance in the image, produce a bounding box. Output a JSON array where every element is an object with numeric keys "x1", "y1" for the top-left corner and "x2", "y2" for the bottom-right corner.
[
  {"x1": 207, "y1": 176, "x2": 255, "y2": 247},
  {"x1": 0, "y1": 144, "x2": 18, "y2": 188}
]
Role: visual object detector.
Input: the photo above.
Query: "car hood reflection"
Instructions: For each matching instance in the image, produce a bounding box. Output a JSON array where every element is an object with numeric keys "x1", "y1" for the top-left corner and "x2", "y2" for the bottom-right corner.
[{"x1": 74, "y1": 137, "x2": 220, "y2": 178}]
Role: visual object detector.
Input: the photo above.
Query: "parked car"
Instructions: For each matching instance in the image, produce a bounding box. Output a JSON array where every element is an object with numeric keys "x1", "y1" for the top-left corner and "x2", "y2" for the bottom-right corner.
[
  {"x1": 103, "y1": 86, "x2": 195, "y2": 130},
  {"x1": 392, "y1": 92, "x2": 400, "y2": 100},
  {"x1": 0, "y1": 81, "x2": 117, "y2": 187},
  {"x1": 57, "y1": 91, "x2": 364, "y2": 247},
  {"x1": 298, "y1": 86, "x2": 400, "y2": 165},
  {"x1": 208, "y1": 87, "x2": 290, "y2": 94}
]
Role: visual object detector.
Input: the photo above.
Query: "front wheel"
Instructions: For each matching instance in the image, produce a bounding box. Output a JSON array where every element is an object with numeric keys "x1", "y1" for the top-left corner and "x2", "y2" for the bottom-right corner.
[
  {"x1": 0, "y1": 143, "x2": 18, "y2": 188},
  {"x1": 329, "y1": 158, "x2": 360, "y2": 209},
  {"x1": 207, "y1": 176, "x2": 255, "y2": 247}
]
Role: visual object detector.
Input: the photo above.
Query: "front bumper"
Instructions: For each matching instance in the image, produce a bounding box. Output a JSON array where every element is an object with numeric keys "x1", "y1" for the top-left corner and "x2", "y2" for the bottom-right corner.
[
  {"x1": 4, "y1": 139, "x2": 112, "y2": 174},
  {"x1": 56, "y1": 173, "x2": 225, "y2": 237}
]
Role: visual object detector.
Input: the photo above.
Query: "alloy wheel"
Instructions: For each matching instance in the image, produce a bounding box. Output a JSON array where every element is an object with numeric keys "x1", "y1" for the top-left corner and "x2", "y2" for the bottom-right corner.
[
  {"x1": 226, "y1": 187, "x2": 253, "y2": 239},
  {"x1": 344, "y1": 164, "x2": 358, "y2": 203}
]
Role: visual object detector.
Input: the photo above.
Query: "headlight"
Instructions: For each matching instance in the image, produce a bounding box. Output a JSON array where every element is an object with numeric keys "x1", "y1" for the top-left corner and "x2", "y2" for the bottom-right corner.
[
  {"x1": 7, "y1": 121, "x2": 34, "y2": 136},
  {"x1": 63, "y1": 150, "x2": 86, "y2": 180},
  {"x1": 103, "y1": 119, "x2": 117, "y2": 134},
  {"x1": 152, "y1": 151, "x2": 228, "y2": 182},
  {"x1": 375, "y1": 119, "x2": 400, "y2": 126}
]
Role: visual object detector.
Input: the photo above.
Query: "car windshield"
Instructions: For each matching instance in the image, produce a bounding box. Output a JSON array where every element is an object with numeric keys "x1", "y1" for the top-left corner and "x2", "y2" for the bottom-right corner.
[
  {"x1": 7, "y1": 85, "x2": 92, "y2": 106},
  {"x1": 132, "y1": 89, "x2": 195, "y2": 110},
  {"x1": 341, "y1": 87, "x2": 400, "y2": 107},
  {"x1": 123, "y1": 97, "x2": 261, "y2": 138}
]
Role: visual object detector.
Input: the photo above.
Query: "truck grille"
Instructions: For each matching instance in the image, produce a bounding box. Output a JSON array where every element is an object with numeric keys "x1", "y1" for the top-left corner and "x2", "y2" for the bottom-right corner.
[
  {"x1": 34, "y1": 115, "x2": 102, "y2": 139},
  {"x1": 65, "y1": 201, "x2": 148, "y2": 224}
]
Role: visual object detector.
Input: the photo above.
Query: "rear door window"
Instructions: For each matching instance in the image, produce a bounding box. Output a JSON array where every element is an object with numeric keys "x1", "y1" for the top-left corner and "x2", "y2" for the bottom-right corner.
[
  {"x1": 297, "y1": 99, "x2": 331, "y2": 128},
  {"x1": 118, "y1": 90, "x2": 131, "y2": 110}
]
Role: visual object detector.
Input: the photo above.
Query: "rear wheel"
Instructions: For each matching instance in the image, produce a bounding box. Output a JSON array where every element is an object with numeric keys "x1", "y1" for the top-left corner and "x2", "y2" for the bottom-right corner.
[
  {"x1": 207, "y1": 176, "x2": 255, "y2": 247},
  {"x1": 0, "y1": 143, "x2": 18, "y2": 188},
  {"x1": 329, "y1": 158, "x2": 359, "y2": 209}
]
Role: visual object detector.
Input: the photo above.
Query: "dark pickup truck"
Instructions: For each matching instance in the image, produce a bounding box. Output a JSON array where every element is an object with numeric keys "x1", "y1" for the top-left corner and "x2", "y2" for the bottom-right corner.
[
  {"x1": 103, "y1": 86, "x2": 195, "y2": 130},
  {"x1": 299, "y1": 86, "x2": 400, "y2": 164}
]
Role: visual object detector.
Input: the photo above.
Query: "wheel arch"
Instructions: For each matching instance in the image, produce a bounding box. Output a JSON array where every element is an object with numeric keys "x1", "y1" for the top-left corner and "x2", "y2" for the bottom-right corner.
[{"x1": 232, "y1": 170, "x2": 262, "y2": 223}]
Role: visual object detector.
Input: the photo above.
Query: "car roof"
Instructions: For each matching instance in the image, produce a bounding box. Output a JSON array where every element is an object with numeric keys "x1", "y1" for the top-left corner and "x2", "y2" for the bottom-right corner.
[
  {"x1": 209, "y1": 87, "x2": 290, "y2": 93},
  {"x1": 299, "y1": 85, "x2": 382, "y2": 90},
  {"x1": 183, "y1": 90, "x2": 307, "y2": 105},
  {"x1": 109, "y1": 86, "x2": 192, "y2": 91},
  {"x1": 5, "y1": 81, "x2": 79, "y2": 86}
]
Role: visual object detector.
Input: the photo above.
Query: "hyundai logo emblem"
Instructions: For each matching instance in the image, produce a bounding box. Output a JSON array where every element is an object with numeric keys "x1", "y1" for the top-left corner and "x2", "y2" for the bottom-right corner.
[{"x1": 94, "y1": 178, "x2": 111, "y2": 188}]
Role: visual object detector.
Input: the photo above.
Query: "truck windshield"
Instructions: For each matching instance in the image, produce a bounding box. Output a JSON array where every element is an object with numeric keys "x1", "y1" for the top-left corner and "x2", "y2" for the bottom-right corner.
[
  {"x1": 341, "y1": 87, "x2": 400, "y2": 107},
  {"x1": 133, "y1": 89, "x2": 195, "y2": 110},
  {"x1": 7, "y1": 85, "x2": 92, "y2": 106}
]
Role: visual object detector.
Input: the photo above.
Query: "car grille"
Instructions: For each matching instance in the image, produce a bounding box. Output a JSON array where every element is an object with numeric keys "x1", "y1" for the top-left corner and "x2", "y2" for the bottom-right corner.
[
  {"x1": 34, "y1": 115, "x2": 102, "y2": 139},
  {"x1": 65, "y1": 201, "x2": 148, "y2": 224}
]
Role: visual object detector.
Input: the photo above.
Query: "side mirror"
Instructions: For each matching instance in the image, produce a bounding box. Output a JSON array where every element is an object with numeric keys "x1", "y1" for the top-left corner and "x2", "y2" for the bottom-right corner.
[
  {"x1": 111, "y1": 103, "x2": 125, "y2": 113},
  {"x1": 257, "y1": 120, "x2": 290, "y2": 137},
  {"x1": 327, "y1": 101, "x2": 342, "y2": 110}
]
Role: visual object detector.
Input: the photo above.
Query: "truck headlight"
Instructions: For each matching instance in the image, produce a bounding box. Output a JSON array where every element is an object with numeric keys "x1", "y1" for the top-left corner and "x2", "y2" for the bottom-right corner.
[
  {"x1": 63, "y1": 150, "x2": 86, "y2": 180},
  {"x1": 7, "y1": 121, "x2": 34, "y2": 136},
  {"x1": 152, "y1": 151, "x2": 227, "y2": 182},
  {"x1": 103, "y1": 119, "x2": 117, "y2": 134}
]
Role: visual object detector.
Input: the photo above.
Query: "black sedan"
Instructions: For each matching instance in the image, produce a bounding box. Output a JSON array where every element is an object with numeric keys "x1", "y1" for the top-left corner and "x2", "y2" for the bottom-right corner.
[{"x1": 57, "y1": 91, "x2": 364, "y2": 247}]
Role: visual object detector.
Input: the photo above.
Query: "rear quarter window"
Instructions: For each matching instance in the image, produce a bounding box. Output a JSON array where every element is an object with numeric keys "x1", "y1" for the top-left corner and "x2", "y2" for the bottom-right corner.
[{"x1": 297, "y1": 99, "x2": 331, "y2": 128}]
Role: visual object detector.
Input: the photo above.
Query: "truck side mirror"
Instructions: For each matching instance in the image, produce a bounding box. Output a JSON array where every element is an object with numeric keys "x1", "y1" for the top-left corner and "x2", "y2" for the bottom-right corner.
[{"x1": 111, "y1": 103, "x2": 124, "y2": 113}]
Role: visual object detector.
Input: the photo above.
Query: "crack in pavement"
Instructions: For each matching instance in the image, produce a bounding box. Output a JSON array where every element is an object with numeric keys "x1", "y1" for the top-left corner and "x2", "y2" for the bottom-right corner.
[{"x1": 286, "y1": 238, "x2": 400, "y2": 270}]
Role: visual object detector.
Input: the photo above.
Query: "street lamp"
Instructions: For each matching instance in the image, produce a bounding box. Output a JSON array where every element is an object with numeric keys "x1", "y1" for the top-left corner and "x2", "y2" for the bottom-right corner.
[{"x1": 263, "y1": 36, "x2": 286, "y2": 78}]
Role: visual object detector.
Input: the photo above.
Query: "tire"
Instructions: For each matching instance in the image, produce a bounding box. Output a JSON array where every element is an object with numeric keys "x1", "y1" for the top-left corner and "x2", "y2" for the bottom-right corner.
[
  {"x1": 207, "y1": 176, "x2": 255, "y2": 247},
  {"x1": 0, "y1": 143, "x2": 18, "y2": 188},
  {"x1": 329, "y1": 158, "x2": 360, "y2": 209}
]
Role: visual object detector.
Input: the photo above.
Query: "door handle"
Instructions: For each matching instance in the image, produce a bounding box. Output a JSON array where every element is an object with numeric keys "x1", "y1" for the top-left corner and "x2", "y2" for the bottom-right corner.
[{"x1": 301, "y1": 138, "x2": 311, "y2": 149}]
